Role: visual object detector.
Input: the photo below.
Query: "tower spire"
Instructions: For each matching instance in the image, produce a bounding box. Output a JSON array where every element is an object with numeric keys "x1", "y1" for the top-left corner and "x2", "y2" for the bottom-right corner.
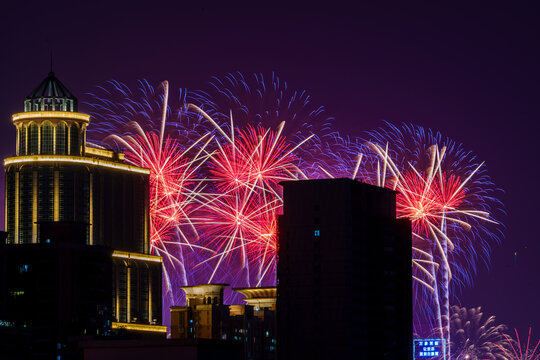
[{"x1": 50, "y1": 51, "x2": 53, "y2": 74}]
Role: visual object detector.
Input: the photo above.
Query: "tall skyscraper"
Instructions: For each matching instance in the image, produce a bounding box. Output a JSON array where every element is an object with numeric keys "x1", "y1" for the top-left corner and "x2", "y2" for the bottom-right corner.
[
  {"x1": 277, "y1": 178, "x2": 412, "y2": 359},
  {"x1": 0, "y1": 71, "x2": 164, "y2": 357}
]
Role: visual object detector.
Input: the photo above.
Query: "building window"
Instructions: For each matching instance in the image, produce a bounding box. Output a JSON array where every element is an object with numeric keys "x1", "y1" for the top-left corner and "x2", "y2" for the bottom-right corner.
[
  {"x1": 19, "y1": 126, "x2": 27, "y2": 155},
  {"x1": 41, "y1": 121, "x2": 54, "y2": 154},
  {"x1": 56, "y1": 122, "x2": 68, "y2": 154},
  {"x1": 70, "y1": 125, "x2": 80, "y2": 155},
  {"x1": 314, "y1": 230, "x2": 320, "y2": 236},
  {"x1": 28, "y1": 123, "x2": 38, "y2": 155}
]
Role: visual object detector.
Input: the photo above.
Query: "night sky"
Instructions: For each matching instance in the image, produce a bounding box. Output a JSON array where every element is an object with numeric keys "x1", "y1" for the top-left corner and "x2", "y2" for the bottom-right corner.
[{"x1": 1, "y1": 2, "x2": 538, "y2": 334}]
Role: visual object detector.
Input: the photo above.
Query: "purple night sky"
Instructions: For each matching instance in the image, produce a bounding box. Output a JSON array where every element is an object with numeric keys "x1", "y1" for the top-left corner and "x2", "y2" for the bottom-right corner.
[{"x1": 0, "y1": 2, "x2": 538, "y2": 333}]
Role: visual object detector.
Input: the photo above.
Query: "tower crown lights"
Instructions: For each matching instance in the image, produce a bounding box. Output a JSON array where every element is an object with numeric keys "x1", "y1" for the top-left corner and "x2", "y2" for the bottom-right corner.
[
  {"x1": 14, "y1": 72, "x2": 87, "y2": 157},
  {"x1": 24, "y1": 71, "x2": 77, "y2": 112}
]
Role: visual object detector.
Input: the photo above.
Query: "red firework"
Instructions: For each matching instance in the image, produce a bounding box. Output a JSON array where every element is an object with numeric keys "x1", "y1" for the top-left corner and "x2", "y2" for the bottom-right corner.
[
  {"x1": 202, "y1": 124, "x2": 297, "y2": 285},
  {"x1": 124, "y1": 132, "x2": 193, "y2": 246},
  {"x1": 210, "y1": 125, "x2": 298, "y2": 191},
  {"x1": 394, "y1": 170, "x2": 466, "y2": 238}
]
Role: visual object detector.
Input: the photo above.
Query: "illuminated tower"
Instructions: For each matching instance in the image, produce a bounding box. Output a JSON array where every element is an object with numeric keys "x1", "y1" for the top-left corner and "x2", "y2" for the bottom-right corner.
[
  {"x1": 5, "y1": 71, "x2": 150, "y2": 251},
  {"x1": 2, "y1": 72, "x2": 164, "y2": 336}
]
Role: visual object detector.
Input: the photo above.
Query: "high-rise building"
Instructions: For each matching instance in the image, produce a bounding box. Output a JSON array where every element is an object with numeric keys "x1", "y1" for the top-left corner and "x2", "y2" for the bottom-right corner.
[
  {"x1": 277, "y1": 178, "x2": 412, "y2": 360},
  {"x1": 0, "y1": 72, "x2": 165, "y2": 357}
]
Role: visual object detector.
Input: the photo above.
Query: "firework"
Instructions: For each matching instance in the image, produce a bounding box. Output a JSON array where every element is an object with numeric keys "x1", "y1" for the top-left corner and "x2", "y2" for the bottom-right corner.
[
  {"x1": 85, "y1": 80, "x2": 215, "y2": 311},
  {"x1": 310, "y1": 122, "x2": 503, "y2": 341},
  {"x1": 183, "y1": 73, "x2": 331, "y2": 291},
  {"x1": 191, "y1": 116, "x2": 313, "y2": 289},
  {"x1": 189, "y1": 72, "x2": 333, "y2": 171},
  {"x1": 190, "y1": 72, "x2": 333, "y2": 137},
  {"x1": 360, "y1": 123, "x2": 503, "y2": 345},
  {"x1": 446, "y1": 305, "x2": 512, "y2": 360},
  {"x1": 302, "y1": 133, "x2": 369, "y2": 180}
]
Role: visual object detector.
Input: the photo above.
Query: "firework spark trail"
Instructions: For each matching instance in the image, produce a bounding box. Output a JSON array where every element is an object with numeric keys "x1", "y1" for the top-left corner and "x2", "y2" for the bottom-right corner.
[{"x1": 494, "y1": 328, "x2": 540, "y2": 360}]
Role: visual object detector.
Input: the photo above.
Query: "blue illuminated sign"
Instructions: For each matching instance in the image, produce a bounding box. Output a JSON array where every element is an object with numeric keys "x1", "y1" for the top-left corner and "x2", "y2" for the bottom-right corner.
[{"x1": 413, "y1": 338, "x2": 445, "y2": 359}]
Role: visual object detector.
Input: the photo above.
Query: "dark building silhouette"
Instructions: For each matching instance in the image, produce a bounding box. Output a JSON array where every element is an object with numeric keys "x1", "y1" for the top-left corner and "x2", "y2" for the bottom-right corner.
[
  {"x1": 0, "y1": 224, "x2": 112, "y2": 357},
  {"x1": 277, "y1": 179, "x2": 412, "y2": 360},
  {"x1": 0, "y1": 72, "x2": 164, "y2": 358},
  {"x1": 79, "y1": 338, "x2": 243, "y2": 360}
]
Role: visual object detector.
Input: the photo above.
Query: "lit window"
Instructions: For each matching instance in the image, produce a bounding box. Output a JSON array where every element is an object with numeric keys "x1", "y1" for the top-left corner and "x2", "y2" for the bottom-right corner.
[{"x1": 314, "y1": 230, "x2": 320, "y2": 236}]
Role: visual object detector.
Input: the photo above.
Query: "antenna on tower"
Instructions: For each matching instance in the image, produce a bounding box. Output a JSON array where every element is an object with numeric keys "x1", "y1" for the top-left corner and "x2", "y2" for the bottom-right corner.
[{"x1": 50, "y1": 51, "x2": 53, "y2": 74}]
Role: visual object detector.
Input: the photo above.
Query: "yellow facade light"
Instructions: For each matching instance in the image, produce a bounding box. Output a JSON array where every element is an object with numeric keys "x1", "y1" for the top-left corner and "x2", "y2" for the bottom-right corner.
[
  {"x1": 85, "y1": 146, "x2": 121, "y2": 160},
  {"x1": 112, "y1": 250, "x2": 162, "y2": 263},
  {"x1": 233, "y1": 287, "x2": 277, "y2": 299},
  {"x1": 14, "y1": 172, "x2": 19, "y2": 243},
  {"x1": 111, "y1": 322, "x2": 167, "y2": 333},
  {"x1": 4, "y1": 155, "x2": 150, "y2": 175},
  {"x1": 12, "y1": 111, "x2": 90, "y2": 124},
  {"x1": 53, "y1": 171, "x2": 60, "y2": 221}
]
